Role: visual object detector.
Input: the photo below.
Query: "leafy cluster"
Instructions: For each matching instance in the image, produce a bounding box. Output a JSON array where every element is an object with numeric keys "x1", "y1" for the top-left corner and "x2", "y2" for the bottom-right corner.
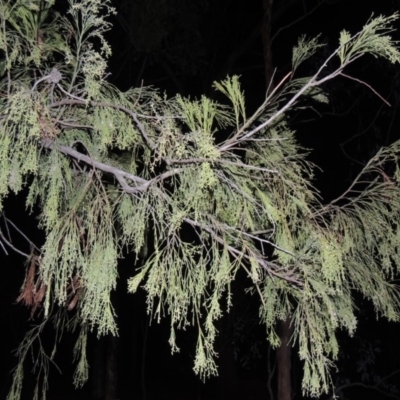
[{"x1": 1, "y1": 1, "x2": 400, "y2": 399}]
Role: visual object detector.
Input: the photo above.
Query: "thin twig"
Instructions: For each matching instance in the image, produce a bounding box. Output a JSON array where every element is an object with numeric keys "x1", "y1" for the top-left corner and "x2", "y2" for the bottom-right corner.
[
  {"x1": 329, "y1": 372, "x2": 400, "y2": 400},
  {"x1": 3, "y1": 216, "x2": 41, "y2": 252},
  {"x1": 167, "y1": 156, "x2": 277, "y2": 174},
  {"x1": 313, "y1": 151, "x2": 382, "y2": 217},
  {"x1": 0, "y1": 229, "x2": 30, "y2": 257},
  {"x1": 219, "y1": 71, "x2": 292, "y2": 150},
  {"x1": 0, "y1": 237, "x2": 8, "y2": 255},
  {"x1": 220, "y1": 28, "x2": 369, "y2": 152},
  {"x1": 183, "y1": 216, "x2": 303, "y2": 286},
  {"x1": 52, "y1": 118, "x2": 94, "y2": 130},
  {"x1": 271, "y1": 0, "x2": 326, "y2": 43},
  {"x1": 223, "y1": 223, "x2": 296, "y2": 257},
  {"x1": 340, "y1": 72, "x2": 391, "y2": 106},
  {"x1": 2, "y1": 212, "x2": 12, "y2": 241}
]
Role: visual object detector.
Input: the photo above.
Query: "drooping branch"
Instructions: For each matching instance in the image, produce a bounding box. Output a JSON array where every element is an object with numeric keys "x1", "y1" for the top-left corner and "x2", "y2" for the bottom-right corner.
[
  {"x1": 41, "y1": 138, "x2": 148, "y2": 191},
  {"x1": 49, "y1": 96, "x2": 158, "y2": 150},
  {"x1": 0, "y1": 213, "x2": 41, "y2": 257}
]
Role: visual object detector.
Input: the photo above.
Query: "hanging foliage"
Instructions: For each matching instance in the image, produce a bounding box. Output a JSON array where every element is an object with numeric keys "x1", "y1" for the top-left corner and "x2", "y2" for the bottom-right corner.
[{"x1": 1, "y1": 1, "x2": 400, "y2": 398}]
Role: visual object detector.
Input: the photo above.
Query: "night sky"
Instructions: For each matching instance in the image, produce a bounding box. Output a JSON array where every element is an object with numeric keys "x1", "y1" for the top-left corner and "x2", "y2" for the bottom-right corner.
[{"x1": 1, "y1": 1, "x2": 400, "y2": 399}]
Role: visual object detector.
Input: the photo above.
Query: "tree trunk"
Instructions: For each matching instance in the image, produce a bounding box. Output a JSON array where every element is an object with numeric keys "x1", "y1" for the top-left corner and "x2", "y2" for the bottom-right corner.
[
  {"x1": 262, "y1": 0, "x2": 274, "y2": 88},
  {"x1": 276, "y1": 317, "x2": 293, "y2": 400},
  {"x1": 104, "y1": 334, "x2": 119, "y2": 400},
  {"x1": 140, "y1": 314, "x2": 148, "y2": 400},
  {"x1": 261, "y1": 3, "x2": 294, "y2": 399},
  {"x1": 217, "y1": 313, "x2": 238, "y2": 399},
  {"x1": 90, "y1": 334, "x2": 119, "y2": 400},
  {"x1": 91, "y1": 336, "x2": 106, "y2": 400}
]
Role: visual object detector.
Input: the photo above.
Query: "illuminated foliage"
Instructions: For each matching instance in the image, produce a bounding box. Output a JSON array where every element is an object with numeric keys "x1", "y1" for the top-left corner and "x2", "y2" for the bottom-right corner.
[{"x1": 1, "y1": 1, "x2": 400, "y2": 398}]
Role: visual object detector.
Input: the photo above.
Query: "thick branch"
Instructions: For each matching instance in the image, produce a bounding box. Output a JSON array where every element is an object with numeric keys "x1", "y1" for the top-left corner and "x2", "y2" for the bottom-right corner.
[{"x1": 41, "y1": 138, "x2": 147, "y2": 190}]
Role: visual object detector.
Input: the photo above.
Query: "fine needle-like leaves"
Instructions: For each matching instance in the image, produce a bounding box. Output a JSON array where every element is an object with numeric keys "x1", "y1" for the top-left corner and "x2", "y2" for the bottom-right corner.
[{"x1": 1, "y1": 1, "x2": 400, "y2": 399}]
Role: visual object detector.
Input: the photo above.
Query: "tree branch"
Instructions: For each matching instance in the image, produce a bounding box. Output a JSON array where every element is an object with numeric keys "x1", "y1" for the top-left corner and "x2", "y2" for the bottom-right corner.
[
  {"x1": 219, "y1": 28, "x2": 369, "y2": 152},
  {"x1": 0, "y1": 228, "x2": 30, "y2": 258},
  {"x1": 340, "y1": 72, "x2": 391, "y2": 106},
  {"x1": 41, "y1": 138, "x2": 147, "y2": 189},
  {"x1": 271, "y1": 0, "x2": 326, "y2": 43},
  {"x1": 329, "y1": 370, "x2": 400, "y2": 400},
  {"x1": 49, "y1": 96, "x2": 158, "y2": 150}
]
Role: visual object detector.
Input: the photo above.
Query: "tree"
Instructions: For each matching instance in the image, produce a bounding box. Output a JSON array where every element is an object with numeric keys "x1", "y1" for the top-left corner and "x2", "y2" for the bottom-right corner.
[{"x1": 1, "y1": 1, "x2": 400, "y2": 399}]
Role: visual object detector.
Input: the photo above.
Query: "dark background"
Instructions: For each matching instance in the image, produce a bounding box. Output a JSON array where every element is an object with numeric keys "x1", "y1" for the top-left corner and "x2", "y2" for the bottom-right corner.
[{"x1": 1, "y1": 1, "x2": 400, "y2": 399}]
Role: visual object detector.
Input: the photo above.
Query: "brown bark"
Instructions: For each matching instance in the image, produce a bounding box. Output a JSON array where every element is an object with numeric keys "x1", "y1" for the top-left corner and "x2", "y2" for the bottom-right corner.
[
  {"x1": 261, "y1": 3, "x2": 294, "y2": 399},
  {"x1": 104, "y1": 334, "x2": 119, "y2": 400},
  {"x1": 262, "y1": 0, "x2": 274, "y2": 88},
  {"x1": 217, "y1": 313, "x2": 238, "y2": 399},
  {"x1": 91, "y1": 336, "x2": 106, "y2": 400},
  {"x1": 276, "y1": 317, "x2": 293, "y2": 400}
]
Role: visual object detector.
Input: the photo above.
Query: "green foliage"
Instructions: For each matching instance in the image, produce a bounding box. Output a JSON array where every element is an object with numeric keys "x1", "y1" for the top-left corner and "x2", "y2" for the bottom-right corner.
[
  {"x1": 1, "y1": 2, "x2": 400, "y2": 399},
  {"x1": 292, "y1": 34, "x2": 324, "y2": 73},
  {"x1": 338, "y1": 14, "x2": 400, "y2": 65}
]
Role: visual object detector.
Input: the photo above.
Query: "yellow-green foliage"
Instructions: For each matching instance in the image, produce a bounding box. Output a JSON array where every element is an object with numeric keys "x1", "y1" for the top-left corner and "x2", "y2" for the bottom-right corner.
[{"x1": 1, "y1": 2, "x2": 400, "y2": 399}]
